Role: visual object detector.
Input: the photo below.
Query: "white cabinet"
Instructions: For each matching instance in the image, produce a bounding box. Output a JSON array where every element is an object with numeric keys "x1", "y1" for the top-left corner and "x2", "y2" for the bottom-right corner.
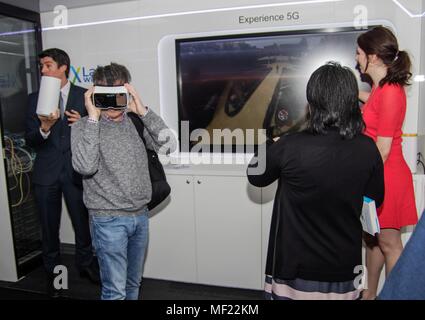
[
  {"x1": 194, "y1": 175, "x2": 262, "y2": 289},
  {"x1": 143, "y1": 175, "x2": 197, "y2": 283},
  {"x1": 59, "y1": 168, "x2": 425, "y2": 292},
  {"x1": 143, "y1": 173, "x2": 263, "y2": 290}
]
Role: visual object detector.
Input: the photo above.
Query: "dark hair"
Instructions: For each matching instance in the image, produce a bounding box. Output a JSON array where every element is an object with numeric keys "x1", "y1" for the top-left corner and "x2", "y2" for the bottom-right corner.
[
  {"x1": 357, "y1": 26, "x2": 412, "y2": 87},
  {"x1": 306, "y1": 62, "x2": 365, "y2": 139},
  {"x1": 38, "y1": 48, "x2": 71, "y2": 78},
  {"x1": 92, "y1": 62, "x2": 131, "y2": 85}
]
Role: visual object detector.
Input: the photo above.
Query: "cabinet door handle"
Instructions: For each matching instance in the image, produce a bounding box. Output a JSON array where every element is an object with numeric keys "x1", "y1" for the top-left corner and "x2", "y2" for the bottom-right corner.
[
  {"x1": 186, "y1": 180, "x2": 191, "y2": 184},
  {"x1": 197, "y1": 180, "x2": 201, "y2": 184}
]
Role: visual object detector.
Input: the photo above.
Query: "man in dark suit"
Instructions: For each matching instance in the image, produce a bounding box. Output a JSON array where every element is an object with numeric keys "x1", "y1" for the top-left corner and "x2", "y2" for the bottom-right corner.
[{"x1": 25, "y1": 48, "x2": 99, "y2": 297}]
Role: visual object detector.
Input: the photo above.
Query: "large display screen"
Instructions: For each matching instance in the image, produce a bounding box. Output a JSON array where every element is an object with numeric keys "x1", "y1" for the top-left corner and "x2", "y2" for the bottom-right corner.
[{"x1": 176, "y1": 27, "x2": 371, "y2": 152}]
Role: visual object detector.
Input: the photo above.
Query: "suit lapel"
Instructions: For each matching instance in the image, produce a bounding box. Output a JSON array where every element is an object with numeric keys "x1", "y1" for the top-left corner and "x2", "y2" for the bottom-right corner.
[
  {"x1": 60, "y1": 84, "x2": 76, "y2": 140},
  {"x1": 66, "y1": 84, "x2": 76, "y2": 114},
  {"x1": 50, "y1": 83, "x2": 77, "y2": 149}
]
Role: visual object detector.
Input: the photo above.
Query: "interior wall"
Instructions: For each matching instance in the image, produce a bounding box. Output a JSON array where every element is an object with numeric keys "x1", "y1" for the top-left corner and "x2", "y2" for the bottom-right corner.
[
  {"x1": 0, "y1": 0, "x2": 40, "y2": 12},
  {"x1": 0, "y1": 137, "x2": 18, "y2": 281},
  {"x1": 39, "y1": 0, "x2": 138, "y2": 12},
  {"x1": 40, "y1": 0, "x2": 423, "y2": 133}
]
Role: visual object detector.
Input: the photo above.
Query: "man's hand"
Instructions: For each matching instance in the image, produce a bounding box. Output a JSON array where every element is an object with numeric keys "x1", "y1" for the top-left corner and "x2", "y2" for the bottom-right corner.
[
  {"x1": 125, "y1": 83, "x2": 148, "y2": 116},
  {"x1": 65, "y1": 109, "x2": 81, "y2": 126},
  {"x1": 84, "y1": 86, "x2": 101, "y2": 120},
  {"x1": 38, "y1": 110, "x2": 60, "y2": 133}
]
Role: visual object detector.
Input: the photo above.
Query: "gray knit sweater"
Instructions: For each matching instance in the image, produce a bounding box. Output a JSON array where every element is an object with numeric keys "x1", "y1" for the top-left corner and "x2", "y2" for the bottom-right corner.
[{"x1": 71, "y1": 110, "x2": 176, "y2": 216}]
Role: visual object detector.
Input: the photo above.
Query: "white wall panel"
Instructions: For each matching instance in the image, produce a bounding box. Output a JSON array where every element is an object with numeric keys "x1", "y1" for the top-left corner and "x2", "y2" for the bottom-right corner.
[{"x1": 39, "y1": 1, "x2": 423, "y2": 133}]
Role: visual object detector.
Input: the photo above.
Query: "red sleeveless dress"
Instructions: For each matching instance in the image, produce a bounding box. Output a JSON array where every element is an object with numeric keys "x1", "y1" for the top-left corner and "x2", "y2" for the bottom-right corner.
[{"x1": 362, "y1": 84, "x2": 418, "y2": 229}]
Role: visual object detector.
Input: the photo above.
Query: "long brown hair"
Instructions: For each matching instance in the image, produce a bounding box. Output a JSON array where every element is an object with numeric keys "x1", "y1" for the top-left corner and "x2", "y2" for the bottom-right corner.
[{"x1": 357, "y1": 26, "x2": 412, "y2": 87}]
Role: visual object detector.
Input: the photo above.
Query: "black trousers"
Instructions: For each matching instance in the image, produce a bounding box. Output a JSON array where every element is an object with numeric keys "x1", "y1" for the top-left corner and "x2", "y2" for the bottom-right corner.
[{"x1": 34, "y1": 169, "x2": 93, "y2": 274}]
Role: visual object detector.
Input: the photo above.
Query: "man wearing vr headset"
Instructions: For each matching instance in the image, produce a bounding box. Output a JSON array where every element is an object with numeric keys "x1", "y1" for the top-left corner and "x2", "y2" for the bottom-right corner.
[
  {"x1": 25, "y1": 48, "x2": 99, "y2": 298},
  {"x1": 70, "y1": 63, "x2": 176, "y2": 300}
]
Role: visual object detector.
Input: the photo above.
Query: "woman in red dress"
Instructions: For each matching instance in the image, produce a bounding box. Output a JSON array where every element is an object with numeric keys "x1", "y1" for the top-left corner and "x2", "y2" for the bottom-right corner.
[{"x1": 356, "y1": 26, "x2": 418, "y2": 299}]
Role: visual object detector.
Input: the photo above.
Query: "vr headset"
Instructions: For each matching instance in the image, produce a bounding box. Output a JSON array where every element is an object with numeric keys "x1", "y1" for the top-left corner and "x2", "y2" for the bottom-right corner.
[{"x1": 92, "y1": 86, "x2": 129, "y2": 109}]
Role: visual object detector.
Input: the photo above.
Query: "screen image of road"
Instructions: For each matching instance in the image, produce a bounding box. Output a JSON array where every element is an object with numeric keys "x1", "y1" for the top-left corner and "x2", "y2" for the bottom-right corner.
[{"x1": 176, "y1": 28, "x2": 368, "y2": 151}]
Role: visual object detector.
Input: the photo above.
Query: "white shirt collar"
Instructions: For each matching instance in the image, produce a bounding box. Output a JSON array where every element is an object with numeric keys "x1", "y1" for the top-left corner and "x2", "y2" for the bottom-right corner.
[{"x1": 61, "y1": 80, "x2": 71, "y2": 97}]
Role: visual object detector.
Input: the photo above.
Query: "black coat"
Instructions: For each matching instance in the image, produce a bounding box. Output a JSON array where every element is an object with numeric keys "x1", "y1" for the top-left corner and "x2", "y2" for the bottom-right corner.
[{"x1": 247, "y1": 129, "x2": 384, "y2": 282}]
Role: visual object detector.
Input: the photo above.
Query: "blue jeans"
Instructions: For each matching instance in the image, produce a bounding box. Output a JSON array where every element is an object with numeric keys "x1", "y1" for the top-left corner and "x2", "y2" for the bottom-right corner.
[
  {"x1": 90, "y1": 210, "x2": 149, "y2": 300},
  {"x1": 378, "y1": 211, "x2": 425, "y2": 300}
]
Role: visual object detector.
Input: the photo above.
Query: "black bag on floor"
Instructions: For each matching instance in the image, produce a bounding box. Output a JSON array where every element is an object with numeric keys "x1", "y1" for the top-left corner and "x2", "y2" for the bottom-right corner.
[{"x1": 128, "y1": 112, "x2": 171, "y2": 210}]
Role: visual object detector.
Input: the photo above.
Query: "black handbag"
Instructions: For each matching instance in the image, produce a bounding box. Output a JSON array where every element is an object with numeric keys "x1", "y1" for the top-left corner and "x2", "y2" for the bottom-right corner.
[{"x1": 128, "y1": 112, "x2": 171, "y2": 210}]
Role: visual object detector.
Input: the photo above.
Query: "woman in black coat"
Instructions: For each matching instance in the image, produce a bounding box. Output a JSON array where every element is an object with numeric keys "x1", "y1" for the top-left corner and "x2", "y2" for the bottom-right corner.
[{"x1": 247, "y1": 62, "x2": 385, "y2": 300}]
